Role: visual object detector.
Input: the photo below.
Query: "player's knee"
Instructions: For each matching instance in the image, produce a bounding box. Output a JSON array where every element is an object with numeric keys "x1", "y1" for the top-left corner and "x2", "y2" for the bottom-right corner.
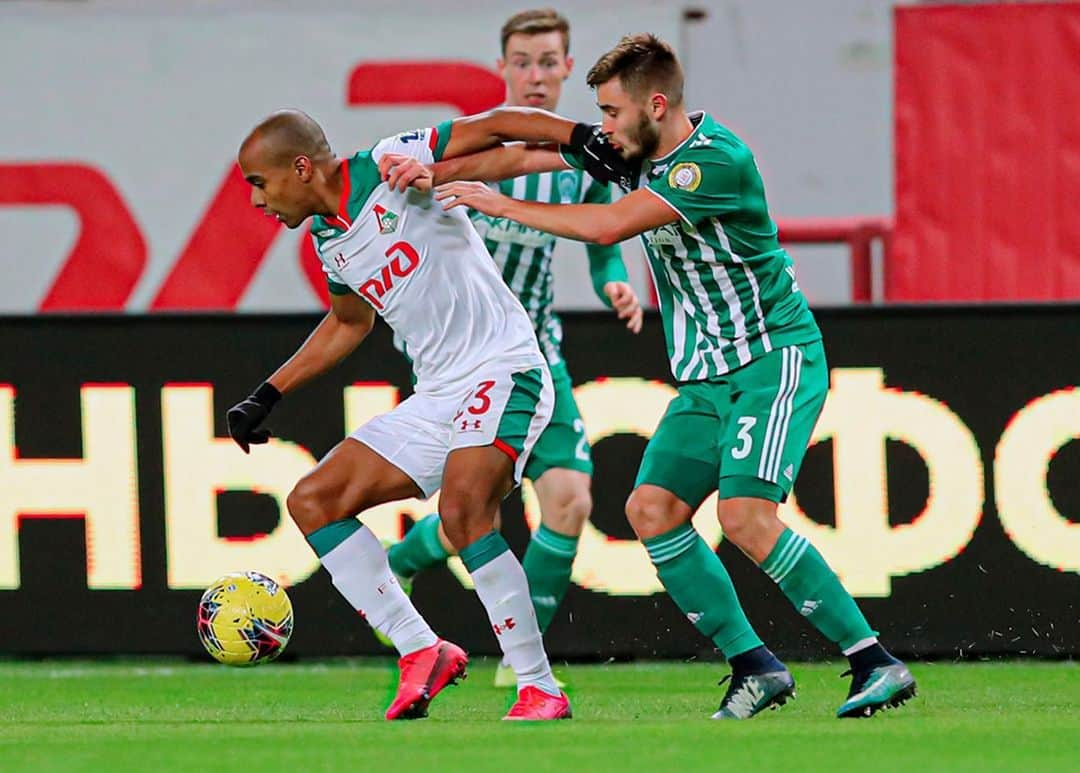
[
  {"x1": 625, "y1": 487, "x2": 685, "y2": 541},
  {"x1": 716, "y1": 498, "x2": 774, "y2": 548},
  {"x1": 543, "y1": 487, "x2": 592, "y2": 536},
  {"x1": 439, "y1": 489, "x2": 494, "y2": 551},
  {"x1": 286, "y1": 477, "x2": 342, "y2": 535}
]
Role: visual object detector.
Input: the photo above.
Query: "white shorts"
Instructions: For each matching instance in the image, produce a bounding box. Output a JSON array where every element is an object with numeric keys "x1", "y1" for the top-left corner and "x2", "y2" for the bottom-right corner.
[{"x1": 350, "y1": 362, "x2": 553, "y2": 498}]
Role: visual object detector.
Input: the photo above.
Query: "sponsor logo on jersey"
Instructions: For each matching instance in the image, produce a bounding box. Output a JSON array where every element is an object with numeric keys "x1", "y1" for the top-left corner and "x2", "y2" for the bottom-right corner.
[
  {"x1": 472, "y1": 214, "x2": 557, "y2": 249},
  {"x1": 668, "y1": 162, "x2": 702, "y2": 192},
  {"x1": 357, "y1": 240, "x2": 420, "y2": 310},
  {"x1": 373, "y1": 204, "x2": 399, "y2": 234},
  {"x1": 645, "y1": 222, "x2": 684, "y2": 247}
]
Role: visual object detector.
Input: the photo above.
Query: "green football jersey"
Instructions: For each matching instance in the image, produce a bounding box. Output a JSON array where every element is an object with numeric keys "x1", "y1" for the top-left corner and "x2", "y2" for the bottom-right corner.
[
  {"x1": 563, "y1": 111, "x2": 820, "y2": 381},
  {"x1": 469, "y1": 169, "x2": 628, "y2": 367}
]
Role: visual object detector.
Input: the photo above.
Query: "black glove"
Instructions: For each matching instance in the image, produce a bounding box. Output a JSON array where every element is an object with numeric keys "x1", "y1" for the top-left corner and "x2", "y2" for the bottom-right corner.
[
  {"x1": 227, "y1": 381, "x2": 281, "y2": 453},
  {"x1": 565, "y1": 122, "x2": 638, "y2": 190}
]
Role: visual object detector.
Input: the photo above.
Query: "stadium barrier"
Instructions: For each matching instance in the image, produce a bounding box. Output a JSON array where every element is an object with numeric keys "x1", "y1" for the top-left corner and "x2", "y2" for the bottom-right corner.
[{"x1": 1, "y1": 307, "x2": 1076, "y2": 658}]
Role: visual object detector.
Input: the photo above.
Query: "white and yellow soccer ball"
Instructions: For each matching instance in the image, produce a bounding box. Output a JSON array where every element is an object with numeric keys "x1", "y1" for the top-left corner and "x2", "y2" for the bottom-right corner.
[{"x1": 196, "y1": 571, "x2": 293, "y2": 666}]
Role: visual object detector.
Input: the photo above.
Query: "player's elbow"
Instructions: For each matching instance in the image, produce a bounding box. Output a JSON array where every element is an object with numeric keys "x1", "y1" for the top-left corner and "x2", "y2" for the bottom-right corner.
[{"x1": 592, "y1": 220, "x2": 626, "y2": 246}]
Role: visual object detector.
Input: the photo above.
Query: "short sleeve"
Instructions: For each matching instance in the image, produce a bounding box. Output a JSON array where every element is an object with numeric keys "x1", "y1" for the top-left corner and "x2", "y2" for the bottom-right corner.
[
  {"x1": 581, "y1": 175, "x2": 613, "y2": 205},
  {"x1": 370, "y1": 120, "x2": 454, "y2": 165},
  {"x1": 558, "y1": 144, "x2": 586, "y2": 171},
  {"x1": 318, "y1": 247, "x2": 351, "y2": 295},
  {"x1": 646, "y1": 147, "x2": 744, "y2": 225}
]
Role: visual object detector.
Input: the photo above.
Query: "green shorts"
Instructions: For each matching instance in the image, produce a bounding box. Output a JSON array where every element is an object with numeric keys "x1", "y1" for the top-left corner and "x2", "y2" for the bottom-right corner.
[
  {"x1": 523, "y1": 360, "x2": 593, "y2": 481},
  {"x1": 635, "y1": 341, "x2": 828, "y2": 508}
]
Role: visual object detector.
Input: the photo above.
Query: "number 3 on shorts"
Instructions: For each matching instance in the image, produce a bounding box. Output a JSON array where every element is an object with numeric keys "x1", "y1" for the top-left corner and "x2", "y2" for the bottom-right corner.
[
  {"x1": 731, "y1": 416, "x2": 757, "y2": 460},
  {"x1": 467, "y1": 380, "x2": 496, "y2": 415}
]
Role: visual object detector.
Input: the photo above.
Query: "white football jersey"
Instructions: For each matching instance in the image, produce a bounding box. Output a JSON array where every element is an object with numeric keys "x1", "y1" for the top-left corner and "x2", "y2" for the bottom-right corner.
[{"x1": 310, "y1": 126, "x2": 543, "y2": 396}]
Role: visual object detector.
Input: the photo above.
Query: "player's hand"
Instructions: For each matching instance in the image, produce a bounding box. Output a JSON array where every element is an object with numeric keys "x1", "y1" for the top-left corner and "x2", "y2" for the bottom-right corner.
[
  {"x1": 604, "y1": 281, "x2": 643, "y2": 334},
  {"x1": 226, "y1": 382, "x2": 281, "y2": 454},
  {"x1": 567, "y1": 123, "x2": 638, "y2": 189},
  {"x1": 378, "y1": 153, "x2": 434, "y2": 193},
  {"x1": 435, "y1": 181, "x2": 510, "y2": 217}
]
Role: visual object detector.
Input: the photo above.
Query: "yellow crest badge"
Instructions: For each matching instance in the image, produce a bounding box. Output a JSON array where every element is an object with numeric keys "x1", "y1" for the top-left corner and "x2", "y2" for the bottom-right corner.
[{"x1": 668, "y1": 162, "x2": 702, "y2": 192}]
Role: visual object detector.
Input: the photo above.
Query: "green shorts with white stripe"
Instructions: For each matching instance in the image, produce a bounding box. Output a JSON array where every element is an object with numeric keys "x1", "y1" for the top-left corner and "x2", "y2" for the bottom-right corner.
[{"x1": 634, "y1": 340, "x2": 827, "y2": 508}]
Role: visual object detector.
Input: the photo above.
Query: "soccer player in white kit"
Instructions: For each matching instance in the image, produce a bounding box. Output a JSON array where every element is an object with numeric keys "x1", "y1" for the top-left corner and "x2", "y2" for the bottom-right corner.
[{"x1": 229, "y1": 110, "x2": 571, "y2": 721}]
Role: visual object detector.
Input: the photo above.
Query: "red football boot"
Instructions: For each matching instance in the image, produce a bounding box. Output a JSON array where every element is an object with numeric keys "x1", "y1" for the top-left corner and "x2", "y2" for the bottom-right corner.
[
  {"x1": 503, "y1": 686, "x2": 572, "y2": 721},
  {"x1": 385, "y1": 639, "x2": 468, "y2": 720}
]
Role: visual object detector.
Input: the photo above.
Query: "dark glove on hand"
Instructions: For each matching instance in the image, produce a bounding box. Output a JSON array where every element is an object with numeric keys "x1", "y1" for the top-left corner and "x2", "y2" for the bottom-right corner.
[
  {"x1": 227, "y1": 381, "x2": 281, "y2": 453},
  {"x1": 567, "y1": 122, "x2": 638, "y2": 190}
]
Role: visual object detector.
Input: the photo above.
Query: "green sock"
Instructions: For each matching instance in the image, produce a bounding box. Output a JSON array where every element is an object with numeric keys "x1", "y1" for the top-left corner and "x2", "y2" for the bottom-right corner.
[
  {"x1": 760, "y1": 528, "x2": 877, "y2": 652},
  {"x1": 644, "y1": 524, "x2": 763, "y2": 658},
  {"x1": 387, "y1": 513, "x2": 449, "y2": 579},
  {"x1": 522, "y1": 524, "x2": 579, "y2": 632}
]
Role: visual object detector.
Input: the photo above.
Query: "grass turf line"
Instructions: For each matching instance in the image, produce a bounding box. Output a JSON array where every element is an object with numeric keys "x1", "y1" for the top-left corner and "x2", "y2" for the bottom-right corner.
[{"x1": 0, "y1": 660, "x2": 1075, "y2": 772}]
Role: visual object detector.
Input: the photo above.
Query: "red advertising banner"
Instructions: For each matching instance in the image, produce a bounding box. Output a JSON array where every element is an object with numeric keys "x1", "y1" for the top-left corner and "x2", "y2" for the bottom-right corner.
[{"x1": 892, "y1": 4, "x2": 1080, "y2": 301}]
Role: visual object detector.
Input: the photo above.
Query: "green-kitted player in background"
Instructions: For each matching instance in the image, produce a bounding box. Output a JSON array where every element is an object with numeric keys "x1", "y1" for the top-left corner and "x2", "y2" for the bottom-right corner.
[
  {"x1": 386, "y1": 9, "x2": 643, "y2": 688},
  {"x1": 381, "y1": 33, "x2": 917, "y2": 719}
]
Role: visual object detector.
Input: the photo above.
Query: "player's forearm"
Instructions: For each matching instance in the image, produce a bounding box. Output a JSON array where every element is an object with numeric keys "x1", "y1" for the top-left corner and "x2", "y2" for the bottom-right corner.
[
  {"x1": 444, "y1": 107, "x2": 576, "y2": 158},
  {"x1": 500, "y1": 200, "x2": 626, "y2": 246},
  {"x1": 267, "y1": 311, "x2": 372, "y2": 394},
  {"x1": 432, "y1": 144, "x2": 556, "y2": 185}
]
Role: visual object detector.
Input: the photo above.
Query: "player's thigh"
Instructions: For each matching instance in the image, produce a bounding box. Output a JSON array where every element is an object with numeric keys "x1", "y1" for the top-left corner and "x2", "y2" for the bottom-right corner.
[
  {"x1": 348, "y1": 393, "x2": 451, "y2": 500},
  {"x1": 717, "y1": 341, "x2": 828, "y2": 502},
  {"x1": 633, "y1": 382, "x2": 725, "y2": 515},
  {"x1": 288, "y1": 438, "x2": 423, "y2": 533},
  {"x1": 523, "y1": 361, "x2": 593, "y2": 482}
]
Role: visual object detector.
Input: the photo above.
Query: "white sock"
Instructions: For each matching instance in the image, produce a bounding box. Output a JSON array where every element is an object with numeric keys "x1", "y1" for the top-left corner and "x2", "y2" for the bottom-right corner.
[
  {"x1": 320, "y1": 524, "x2": 438, "y2": 656},
  {"x1": 470, "y1": 551, "x2": 559, "y2": 696}
]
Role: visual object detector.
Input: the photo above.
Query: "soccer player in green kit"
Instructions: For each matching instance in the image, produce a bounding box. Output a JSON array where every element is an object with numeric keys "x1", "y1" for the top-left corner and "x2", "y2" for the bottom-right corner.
[
  {"x1": 381, "y1": 33, "x2": 916, "y2": 719},
  {"x1": 385, "y1": 9, "x2": 643, "y2": 688}
]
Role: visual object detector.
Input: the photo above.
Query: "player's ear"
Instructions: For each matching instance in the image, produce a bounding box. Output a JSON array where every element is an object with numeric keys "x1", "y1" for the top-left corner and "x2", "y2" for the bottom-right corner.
[
  {"x1": 496, "y1": 57, "x2": 506, "y2": 73},
  {"x1": 564, "y1": 54, "x2": 574, "y2": 79},
  {"x1": 294, "y1": 156, "x2": 313, "y2": 182},
  {"x1": 650, "y1": 92, "x2": 668, "y2": 121}
]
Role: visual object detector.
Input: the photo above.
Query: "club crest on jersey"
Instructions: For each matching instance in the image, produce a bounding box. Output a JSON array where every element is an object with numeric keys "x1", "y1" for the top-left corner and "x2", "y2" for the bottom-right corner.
[
  {"x1": 557, "y1": 170, "x2": 578, "y2": 203},
  {"x1": 373, "y1": 204, "x2": 399, "y2": 234},
  {"x1": 669, "y1": 162, "x2": 702, "y2": 192}
]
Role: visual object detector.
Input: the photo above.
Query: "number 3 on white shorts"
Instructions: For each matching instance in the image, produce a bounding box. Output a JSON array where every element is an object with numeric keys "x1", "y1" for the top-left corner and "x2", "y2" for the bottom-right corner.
[{"x1": 731, "y1": 416, "x2": 757, "y2": 460}]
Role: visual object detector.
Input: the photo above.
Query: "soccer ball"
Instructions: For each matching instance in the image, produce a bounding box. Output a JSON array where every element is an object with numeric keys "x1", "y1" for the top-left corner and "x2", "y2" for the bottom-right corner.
[{"x1": 196, "y1": 571, "x2": 293, "y2": 666}]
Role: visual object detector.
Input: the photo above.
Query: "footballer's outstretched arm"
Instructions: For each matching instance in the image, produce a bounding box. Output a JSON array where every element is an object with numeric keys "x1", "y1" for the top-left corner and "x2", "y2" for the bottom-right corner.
[
  {"x1": 380, "y1": 143, "x2": 568, "y2": 192},
  {"x1": 266, "y1": 291, "x2": 376, "y2": 395},
  {"x1": 438, "y1": 107, "x2": 577, "y2": 159},
  {"x1": 436, "y1": 183, "x2": 680, "y2": 247}
]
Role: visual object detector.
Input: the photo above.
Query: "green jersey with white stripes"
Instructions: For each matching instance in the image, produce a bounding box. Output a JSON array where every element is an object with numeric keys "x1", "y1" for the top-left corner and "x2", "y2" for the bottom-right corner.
[
  {"x1": 564, "y1": 112, "x2": 820, "y2": 382},
  {"x1": 468, "y1": 169, "x2": 628, "y2": 367}
]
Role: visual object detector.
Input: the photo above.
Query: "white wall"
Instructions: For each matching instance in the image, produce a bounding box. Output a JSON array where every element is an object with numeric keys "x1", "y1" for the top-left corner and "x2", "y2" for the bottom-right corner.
[{"x1": 0, "y1": 0, "x2": 894, "y2": 311}]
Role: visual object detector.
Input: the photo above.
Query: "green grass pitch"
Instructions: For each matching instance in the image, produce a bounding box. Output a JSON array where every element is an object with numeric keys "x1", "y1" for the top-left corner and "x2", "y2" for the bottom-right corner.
[{"x1": 2, "y1": 659, "x2": 1075, "y2": 771}]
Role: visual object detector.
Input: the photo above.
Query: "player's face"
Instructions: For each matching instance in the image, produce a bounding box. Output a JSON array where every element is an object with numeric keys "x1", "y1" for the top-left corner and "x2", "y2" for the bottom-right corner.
[
  {"x1": 596, "y1": 79, "x2": 661, "y2": 162},
  {"x1": 498, "y1": 31, "x2": 572, "y2": 111},
  {"x1": 238, "y1": 143, "x2": 315, "y2": 230}
]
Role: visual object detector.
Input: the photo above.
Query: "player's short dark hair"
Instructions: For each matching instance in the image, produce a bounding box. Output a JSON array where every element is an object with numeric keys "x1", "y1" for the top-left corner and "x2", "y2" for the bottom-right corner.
[
  {"x1": 586, "y1": 33, "x2": 684, "y2": 107},
  {"x1": 500, "y1": 8, "x2": 570, "y2": 56}
]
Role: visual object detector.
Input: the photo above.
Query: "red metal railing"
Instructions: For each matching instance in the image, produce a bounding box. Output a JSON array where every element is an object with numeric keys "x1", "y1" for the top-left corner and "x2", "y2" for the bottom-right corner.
[{"x1": 777, "y1": 217, "x2": 893, "y2": 303}]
